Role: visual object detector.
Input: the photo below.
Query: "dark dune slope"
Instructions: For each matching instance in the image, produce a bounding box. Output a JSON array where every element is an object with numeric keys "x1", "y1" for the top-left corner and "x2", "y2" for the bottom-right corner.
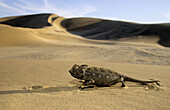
[
  {"x1": 0, "y1": 13, "x2": 53, "y2": 28},
  {"x1": 61, "y1": 18, "x2": 170, "y2": 47}
]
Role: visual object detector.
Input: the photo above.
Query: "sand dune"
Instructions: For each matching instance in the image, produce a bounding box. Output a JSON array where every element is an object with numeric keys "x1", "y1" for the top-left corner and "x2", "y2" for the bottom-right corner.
[
  {"x1": 0, "y1": 13, "x2": 170, "y2": 47},
  {"x1": 0, "y1": 13, "x2": 170, "y2": 110},
  {"x1": 61, "y1": 18, "x2": 170, "y2": 47},
  {"x1": 0, "y1": 14, "x2": 93, "y2": 47}
]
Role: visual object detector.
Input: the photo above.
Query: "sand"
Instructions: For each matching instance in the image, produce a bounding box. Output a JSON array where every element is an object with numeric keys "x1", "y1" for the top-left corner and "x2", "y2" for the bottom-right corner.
[{"x1": 0, "y1": 13, "x2": 170, "y2": 110}]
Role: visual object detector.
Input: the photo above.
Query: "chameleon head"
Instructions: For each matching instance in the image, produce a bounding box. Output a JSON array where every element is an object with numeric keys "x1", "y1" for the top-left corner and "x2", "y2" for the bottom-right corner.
[{"x1": 69, "y1": 64, "x2": 88, "y2": 80}]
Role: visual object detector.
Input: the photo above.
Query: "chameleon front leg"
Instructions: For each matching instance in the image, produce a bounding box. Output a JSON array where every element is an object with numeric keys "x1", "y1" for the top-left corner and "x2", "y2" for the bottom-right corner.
[{"x1": 79, "y1": 79, "x2": 95, "y2": 90}]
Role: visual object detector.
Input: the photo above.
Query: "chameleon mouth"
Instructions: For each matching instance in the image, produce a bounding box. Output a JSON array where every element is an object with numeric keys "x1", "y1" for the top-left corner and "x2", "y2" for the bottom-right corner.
[{"x1": 78, "y1": 75, "x2": 84, "y2": 79}]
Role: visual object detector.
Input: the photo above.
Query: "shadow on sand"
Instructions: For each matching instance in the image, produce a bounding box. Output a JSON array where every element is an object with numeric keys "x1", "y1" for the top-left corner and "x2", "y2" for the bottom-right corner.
[{"x1": 0, "y1": 86, "x2": 79, "y2": 95}]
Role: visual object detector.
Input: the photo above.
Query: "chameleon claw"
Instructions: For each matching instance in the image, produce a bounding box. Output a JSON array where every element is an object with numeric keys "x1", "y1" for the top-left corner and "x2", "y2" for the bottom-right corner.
[{"x1": 78, "y1": 86, "x2": 85, "y2": 90}]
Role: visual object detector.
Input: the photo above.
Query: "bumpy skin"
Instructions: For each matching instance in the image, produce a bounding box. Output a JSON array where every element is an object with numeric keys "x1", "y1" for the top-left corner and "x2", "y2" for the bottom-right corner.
[{"x1": 69, "y1": 64, "x2": 162, "y2": 89}]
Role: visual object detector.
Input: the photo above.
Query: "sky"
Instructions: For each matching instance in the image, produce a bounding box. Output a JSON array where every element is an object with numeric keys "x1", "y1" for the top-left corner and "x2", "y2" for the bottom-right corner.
[{"x1": 0, "y1": 0, "x2": 170, "y2": 23}]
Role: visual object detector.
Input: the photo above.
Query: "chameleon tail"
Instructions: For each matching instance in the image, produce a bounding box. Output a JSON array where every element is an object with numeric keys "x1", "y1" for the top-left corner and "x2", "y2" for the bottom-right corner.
[{"x1": 123, "y1": 76, "x2": 161, "y2": 85}]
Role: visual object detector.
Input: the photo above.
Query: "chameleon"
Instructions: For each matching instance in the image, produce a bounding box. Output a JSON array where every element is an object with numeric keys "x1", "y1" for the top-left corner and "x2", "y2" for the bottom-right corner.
[{"x1": 69, "y1": 64, "x2": 162, "y2": 89}]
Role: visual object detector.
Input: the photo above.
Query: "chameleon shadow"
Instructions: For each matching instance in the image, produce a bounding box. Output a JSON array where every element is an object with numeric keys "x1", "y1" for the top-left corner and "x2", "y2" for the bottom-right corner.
[{"x1": 0, "y1": 86, "x2": 78, "y2": 95}]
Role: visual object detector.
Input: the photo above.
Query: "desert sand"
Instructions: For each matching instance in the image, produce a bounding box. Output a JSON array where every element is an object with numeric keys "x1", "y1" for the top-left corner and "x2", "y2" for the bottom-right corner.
[{"x1": 0, "y1": 13, "x2": 170, "y2": 110}]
